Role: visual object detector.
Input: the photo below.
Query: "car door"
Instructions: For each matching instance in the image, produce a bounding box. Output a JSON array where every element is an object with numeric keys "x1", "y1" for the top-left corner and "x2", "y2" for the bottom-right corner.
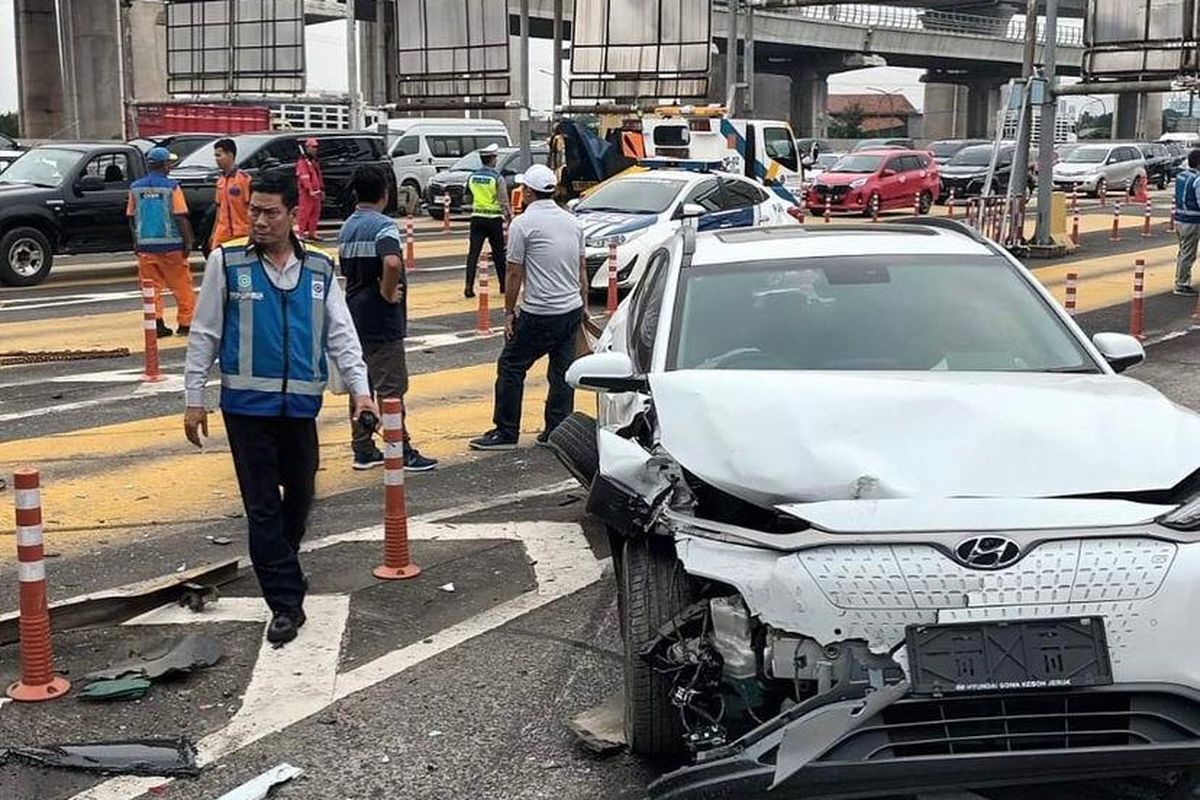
[
  {"x1": 718, "y1": 177, "x2": 769, "y2": 227},
  {"x1": 878, "y1": 155, "x2": 909, "y2": 207},
  {"x1": 680, "y1": 177, "x2": 728, "y2": 231},
  {"x1": 63, "y1": 151, "x2": 134, "y2": 252}
]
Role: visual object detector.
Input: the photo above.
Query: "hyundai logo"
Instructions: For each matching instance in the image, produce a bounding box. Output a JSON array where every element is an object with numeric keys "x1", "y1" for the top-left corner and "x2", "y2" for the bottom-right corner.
[{"x1": 954, "y1": 536, "x2": 1022, "y2": 570}]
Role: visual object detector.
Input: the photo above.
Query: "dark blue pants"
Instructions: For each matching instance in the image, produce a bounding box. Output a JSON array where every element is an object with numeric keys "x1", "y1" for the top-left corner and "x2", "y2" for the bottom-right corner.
[
  {"x1": 223, "y1": 412, "x2": 318, "y2": 615},
  {"x1": 493, "y1": 307, "x2": 581, "y2": 440}
]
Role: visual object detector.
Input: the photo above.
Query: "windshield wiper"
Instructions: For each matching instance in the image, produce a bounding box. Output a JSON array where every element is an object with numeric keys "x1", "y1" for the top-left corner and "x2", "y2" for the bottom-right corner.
[{"x1": 1037, "y1": 366, "x2": 1102, "y2": 374}]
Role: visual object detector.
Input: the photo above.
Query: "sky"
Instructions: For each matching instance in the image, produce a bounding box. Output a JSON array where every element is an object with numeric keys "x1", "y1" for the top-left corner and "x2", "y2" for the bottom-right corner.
[{"x1": 0, "y1": 3, "x2": 1123, "y2": 122}]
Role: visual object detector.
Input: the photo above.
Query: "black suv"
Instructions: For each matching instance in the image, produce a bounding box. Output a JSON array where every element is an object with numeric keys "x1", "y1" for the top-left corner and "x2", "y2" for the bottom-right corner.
[
  {"x1": 938, "y1": 142, "x2": 1032, "y2": 201},
  {"x1": 423, "y1": 145, "x2": 551, "y2": 219},
  {"x1": 171, "y1": 131, "x2": 395, "y2": 246},
  {"x1": 0, "y1": 141, "x2": 149, "y2": 285},
  {"x1": 1135, "y1": 141, "x2": 1177, "y2": 190}
]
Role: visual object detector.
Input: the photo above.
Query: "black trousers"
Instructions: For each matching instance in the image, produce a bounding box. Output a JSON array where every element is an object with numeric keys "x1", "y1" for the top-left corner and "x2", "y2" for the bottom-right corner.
[
  {"x1": 493, "y1": 307, "x2": 581, "y2": 440},
  {"x1": 465, "y1": 216, "x2": 507, "y2": 293},
  {"x1": 349, "y1": 339, "x2": 410, "y2": 455},
  {"x1": 224, "y1": 412, "x2": 318, "y2": 615}
]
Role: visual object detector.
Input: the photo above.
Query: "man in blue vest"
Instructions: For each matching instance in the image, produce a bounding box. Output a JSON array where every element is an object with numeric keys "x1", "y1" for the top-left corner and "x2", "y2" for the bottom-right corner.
[
  {"x1": 464, "y1": 143, "x2": 512, "y2": 298},
  {"x1": 1175, "y1": 149, "x2": 1200, "y2": 297},
  {"x1": 183, "y1": 170, "x2": 377, "y2": 645}
]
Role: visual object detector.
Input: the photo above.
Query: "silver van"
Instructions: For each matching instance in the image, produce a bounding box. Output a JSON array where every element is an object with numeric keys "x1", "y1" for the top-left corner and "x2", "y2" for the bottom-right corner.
[
  {"x1": 1052, "y1": 142, "x2": 1147, "y2": 197},
  {"x1": 384, "y1": 118, "x2": 511, "y2": 214}
]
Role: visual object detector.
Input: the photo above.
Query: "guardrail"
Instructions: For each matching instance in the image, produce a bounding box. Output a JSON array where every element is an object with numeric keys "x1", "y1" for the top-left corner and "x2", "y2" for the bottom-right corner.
[{"x1": 754, "y1": 3, "x2": 1085, "y2": 48}]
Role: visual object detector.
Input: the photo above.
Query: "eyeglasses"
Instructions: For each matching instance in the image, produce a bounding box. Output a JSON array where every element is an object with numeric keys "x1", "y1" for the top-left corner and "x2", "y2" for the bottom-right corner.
[{"x1": 248, "y1": 204, "x2": 287, "y2": 220}]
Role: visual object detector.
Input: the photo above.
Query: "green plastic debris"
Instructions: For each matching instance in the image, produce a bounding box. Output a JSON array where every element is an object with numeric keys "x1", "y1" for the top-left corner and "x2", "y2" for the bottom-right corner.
[{"x1": 80, "y1": 677, "x2": 152, "y2": 701}]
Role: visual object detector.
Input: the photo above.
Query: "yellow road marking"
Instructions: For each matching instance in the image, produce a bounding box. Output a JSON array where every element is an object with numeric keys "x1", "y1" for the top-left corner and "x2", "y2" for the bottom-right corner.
[
  {"x1": 0, "y1": 361, "x2": 581, "y2": 560},
  {"x1": 0, "y1": 278, "x2": 479, "y2": 354}
]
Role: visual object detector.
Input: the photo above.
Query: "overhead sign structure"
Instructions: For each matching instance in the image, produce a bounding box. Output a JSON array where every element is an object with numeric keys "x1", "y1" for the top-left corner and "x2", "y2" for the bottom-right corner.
[
  {"x1": 166, "y1": 0, "x2": 306, "y2": 95},
  {"x1": 570, "y1": 0, "x2": 713, "y2": 101},
  {"x1": 1084, "y1": 0, "x2": 1200, "y2": 79},
  {"x1": 395, "y1": 0, "x2": 511, "y2": 101}
]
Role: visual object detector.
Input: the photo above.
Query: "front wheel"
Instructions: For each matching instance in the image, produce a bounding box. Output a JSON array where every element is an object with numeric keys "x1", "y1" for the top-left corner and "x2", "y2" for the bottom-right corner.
[
  {"x1": 0, "y1": 226, "x2": 53, "y2": 286},
  {"x1": 1093, "y1": 178, "x2": 1108, "y2": 199},
  {"x1": 918, "y1": 190, "x2": 933, "y2": 215},
  {"x1": 622, "y1": 535, "x2": 693, "y2": 758},
  {"x1": 863, "y1": 192, "x2": 882, "y2": 218}
]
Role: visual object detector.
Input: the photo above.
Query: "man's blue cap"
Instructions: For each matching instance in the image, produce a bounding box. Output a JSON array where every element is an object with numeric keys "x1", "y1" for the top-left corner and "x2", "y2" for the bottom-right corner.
[{"x1": 146, "y1": 147, "x2": 173, "y2": 165}]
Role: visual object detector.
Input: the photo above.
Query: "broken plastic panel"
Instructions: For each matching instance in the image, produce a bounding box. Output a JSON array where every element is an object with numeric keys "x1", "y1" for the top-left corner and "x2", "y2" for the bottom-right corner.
[
  {"x1": 1, "y1": 737, "x2": 200, "y2": 777},
  {"x1": 214, "y1": 762, "x2": 303, "y2": 800},
  {"x1": 83, "y1": 634, "x2": 222, "y2": 685},
  {"x1": 80, "y1": 677, "x2": 153, "y2": 702}
]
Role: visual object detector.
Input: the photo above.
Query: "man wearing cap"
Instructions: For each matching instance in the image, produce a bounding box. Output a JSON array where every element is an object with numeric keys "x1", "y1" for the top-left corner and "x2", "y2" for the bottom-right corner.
[
  {"x1": 126, "y1": 147, "x2": 196, "y2": 338},
  {"x1": 470, "y1": 164, "x2": 587, "y2": 451},
  {"x1": 295, "y1": 138, "x2": 325, "y2": 241},
  {"x1": 464, "y1": 143, "x2": 512, "y2": 298},
  {"x1": 210, "y1": 138, "x2": 253, "y2": 251}
]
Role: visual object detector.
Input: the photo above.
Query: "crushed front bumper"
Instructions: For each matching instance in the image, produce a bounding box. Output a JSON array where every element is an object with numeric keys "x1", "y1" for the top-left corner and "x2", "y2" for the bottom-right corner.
[{"x1": 650, "y1": 684, "x2": 1200, "y2": 799}]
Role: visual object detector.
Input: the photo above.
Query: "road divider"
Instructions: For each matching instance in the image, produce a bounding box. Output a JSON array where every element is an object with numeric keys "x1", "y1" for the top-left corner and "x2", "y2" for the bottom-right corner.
[{"x1": 374, "y1": 397, "x2": 421, "y2": 581}]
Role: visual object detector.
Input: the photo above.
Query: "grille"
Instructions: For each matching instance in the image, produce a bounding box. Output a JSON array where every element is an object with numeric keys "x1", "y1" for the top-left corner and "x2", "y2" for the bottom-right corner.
[
  {"x1": 813, "y1": 184, "x2": 851, "y2": 202},
  {"x1": 820, "y1": 690, "x2": 1200, "y2": 762},
  {"x1": 425, "y1": 184, "x2": 465, "y2": 207},
  {"x1": 586, "y1": 254, "x2": 608, "y2": 281}
]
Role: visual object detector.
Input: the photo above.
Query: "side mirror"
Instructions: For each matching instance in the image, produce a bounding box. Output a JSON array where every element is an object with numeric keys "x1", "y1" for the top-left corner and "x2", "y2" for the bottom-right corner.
[
  {"x1": 567, "y1": 198, "x2": 581, "y2": 211},
  {"x1": 674, "y1": 202, "x2": 707, "y2": 220},
  {"x1": 881, "y1": 169, "x2": 896, "y2": 177},
  {"x1": 261, "y1": 157, "x2": 281, "y2": 170},
  {"x1": 77, "y1": 175, "x2": 106, "y2": 192},
  {"x1": 801, "y1": 156, "x2": 814, "y2": 167},
  {"x1": 1092, "y1": 332, "x2": 1145, "y2": 373},
  {"x1": 567, "y1": 352, "x2": 649, "y2": 393}
]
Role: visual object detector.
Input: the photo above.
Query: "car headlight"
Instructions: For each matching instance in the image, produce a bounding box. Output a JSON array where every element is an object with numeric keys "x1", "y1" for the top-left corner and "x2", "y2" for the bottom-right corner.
[
  {"x1": 587, "y1": 228, "x2": 646, "y2": 249},
  {"x1": 1161, "y1": 495, "x2": 1200, "y2": 530},
  {"x1": 849, "y1": 178, "x2": 868, "y2": 189}
]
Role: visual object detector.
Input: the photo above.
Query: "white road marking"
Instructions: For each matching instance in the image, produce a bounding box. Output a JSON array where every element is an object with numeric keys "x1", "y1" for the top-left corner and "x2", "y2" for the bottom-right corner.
[
  {"x1": 0, "y1": 290, "x2": 146, "y2": 313},
  {"x1": 0, "y1": 376, "x2": 187, "y2": 423},
  {"x1": 67, "y1": 519, "x2": 603, "y2": 800}
]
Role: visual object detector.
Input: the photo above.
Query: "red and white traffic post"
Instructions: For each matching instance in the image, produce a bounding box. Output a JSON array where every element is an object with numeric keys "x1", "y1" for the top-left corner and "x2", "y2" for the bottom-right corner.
[
  {"x1": 441, "y1": 196, "x2": 450, "y2": 233},
  {"x1": 1170, "y1": 197, "x2": 1179, "y2": 234},
  {"x1": 946, "y1": 188, "x2": 956, "y2": 219},
  {"x1": 404, "y1": 216, "x2": 416, "y2": 271},
  {"x1": 1110, "y1": 200, "x2": 1122, "y2": 243},
  {"x1": 1064, "y1": 272, "x2": 1078, "y2": 317},
  {"x1": 912, "y1": 191, "x2": 921, "y2": 216},
  {"x1": 1142, "y1": 198, "x2": 1153, "y2": 238},
  {"x1": 1130, "y1": 259, "x2": 1146, "y2": 341},
  {"x1": 373, "y1": 400, "x2": 421, "y2": 581},
  {"x1": 476, "y1": 253, "x2": 491, "y2": 336},
  {"x1": 823, "y1": 195, "x2": 832, "y2": 224},
  {"x1": 7, "y1": 468, "x2": 70, "y2": 702},
  {"x1": 1071, "y1": 202, "x2": 1081, "y2": 246},
  {"x1": 606, "y1": 240, "x2": 619, "y2": 315},
  {"x1": 140, "y1": 279, "x2": 165, "y2": 383}
]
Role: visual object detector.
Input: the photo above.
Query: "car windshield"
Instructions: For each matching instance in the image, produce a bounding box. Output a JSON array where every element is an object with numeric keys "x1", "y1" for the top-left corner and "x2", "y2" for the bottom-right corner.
[
  {"x1": 1064, "y1": 147, "x2": 1108, "y2": 164},
  {"x1": 177, "y1": 135, "x2": 272, "y2": 169},
  {"x1": 0, "y1": 148, "x2": 84, "y2": 187},
  {"x1": 576, "y1": 177, "x2": 686, "y2": 214},
  {"x1": 930, "y1": 141, "x2": 967, "y2": 157},
  {"x1": 669, "y1": 255, "x2": 1097, "y2": 373},
  {"x1": 949, "y1": 146, "x2": 995, "y2": 167},
  {"x1": 449, "y1": 152, "x2": 485, "y2": 171},
  {"x1": 829, "y1": 155, "x2": 883, "y2": 174},
  {"x1": 815, "y1": 154, "x2": 840, "y2": 168}
]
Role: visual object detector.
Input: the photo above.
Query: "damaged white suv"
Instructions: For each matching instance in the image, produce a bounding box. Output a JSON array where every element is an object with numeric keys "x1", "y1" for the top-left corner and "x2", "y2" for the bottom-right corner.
[{"x1": 553, "y1": 219, "x2": 1200, "y2": 798}]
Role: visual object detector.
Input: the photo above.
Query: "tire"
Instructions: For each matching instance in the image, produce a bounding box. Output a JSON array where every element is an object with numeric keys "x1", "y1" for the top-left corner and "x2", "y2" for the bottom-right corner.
[
  {"x1": 428, "y1": 207, "x2": 445, "y2": 222},
  {"x1": 918, "y1": 190, "x2": 933, "y2": 215},
  {"x1": 1158, "y1": 172, "x2": 1169, "y2": 191},
  {"x1": 622, "y1": 535, "x2": 693, "y2": 758},
  {"x1": 0, "y1": 226, "x2": 53, "y2": 286},
  {"x1": 397, "y1": 183, "x2": 421, "y2": 217},
  {"x1": 545, "y1": 411, "x2": 599, "y2": 488},
  {"x1": 1093, "y1": 178, "x2": 1107, "y2": 200},
  {"x1": 863, "y1": 192, "x2": 882, "y2": 218}
]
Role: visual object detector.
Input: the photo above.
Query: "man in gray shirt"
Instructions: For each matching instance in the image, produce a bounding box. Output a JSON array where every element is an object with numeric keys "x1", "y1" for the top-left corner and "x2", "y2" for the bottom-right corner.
[{"x1": 469, "y1": 164, "x2": 588, "y2": 450}]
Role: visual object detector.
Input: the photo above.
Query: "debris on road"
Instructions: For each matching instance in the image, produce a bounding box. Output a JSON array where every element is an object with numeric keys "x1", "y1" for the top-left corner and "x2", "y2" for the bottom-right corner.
[
  {"x1": 212, "y1": 762, "x2": 303, "y2": 800},
  {"x1": 80, "y1": 677, "x2": 153, "y2": 702},
  {"x1": 207, "y1": 536, "x2": 234, "y2": 546},
  {"x1": 438, "y1": 583, "x2": 456, "y2": 593},
  {"x1": 178, "y1": 582, "x2": 220, "y2": 612},
  {"x1": 567, "y1": 691, "x2": 626, "y2": 756},
  {"x1": 0, "y1": 348, "x2": 131, "y2": 366},
  {"x1": 0, "y1": 737, "x2": 200, "y2": 777},
  {"x1": 83, "y1": 633, "x2": 222, "y2": 685}
]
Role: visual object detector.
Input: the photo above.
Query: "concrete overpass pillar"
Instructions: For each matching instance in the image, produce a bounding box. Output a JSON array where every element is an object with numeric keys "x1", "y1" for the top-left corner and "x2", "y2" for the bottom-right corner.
[
  {"x1": 1116, "y1": 93, "x2": 1164, "y2": 140},
  {"x1": 966, "y1": 80, "x2": 1004, "y2": 139},
  {"x1": 923, "y1": 83, "x2": 969, "y2": 140},
  {"x1": 129, "y1": 0, "x2": 169, "y2": 105},
  {"x1": 14, "y1": 0, "x2": 65, "y2": 138},
  {"x1": 790, "y1": 69, "x2": 829, "y2": 139},
  {"x1": 66, "y1": 0, "x2": 124, "y2": 139}
]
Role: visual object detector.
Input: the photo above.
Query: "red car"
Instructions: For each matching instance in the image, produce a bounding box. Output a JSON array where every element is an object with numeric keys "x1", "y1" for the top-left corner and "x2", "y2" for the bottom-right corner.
[{"x1": 806, "y1": 149, "x2": 940, "y2": 217}]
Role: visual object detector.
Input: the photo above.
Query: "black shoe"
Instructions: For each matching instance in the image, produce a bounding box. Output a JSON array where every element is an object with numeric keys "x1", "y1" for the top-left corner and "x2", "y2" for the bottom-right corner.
[
  {"x1": 535, "y1": 430, "x2": 552, "y2": 447},
  {"x1": 266, "y1": 609, "x2": 307, "y2": 645},
  {"x1": 352, "y1": 448, "x2": 385, "y2": 471},
  {"x1": 176, "y1": 324, "x2": 190, "y2": 335},
  {"x1": 1175, "y1": 285, "x2": 1199, "y2": 297},
  {"x1": 464, "y1": 288, "x2": 476, "y2": 299},
  {"x1": 155, "y1": 320, "x2": 174, "y2": 338},
  {"x1": 404, "y1": 447, "x2": 438, "y2": 472},
  {"x1": 468, "y1": 429, "x2": 519, "y2": 451}
]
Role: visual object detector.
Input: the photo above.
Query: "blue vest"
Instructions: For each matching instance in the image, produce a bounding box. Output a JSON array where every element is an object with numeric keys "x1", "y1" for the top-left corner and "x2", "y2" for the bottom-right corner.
[
  {"x1": 218, "y1": 241, "x2": 334, "y2": 418},
  {"x1": 1176, "y1": 170, "x2": 1200, "y2": 225},
  {"x1": 130, "y1": 174, "x2": 184, "y2": 252}
]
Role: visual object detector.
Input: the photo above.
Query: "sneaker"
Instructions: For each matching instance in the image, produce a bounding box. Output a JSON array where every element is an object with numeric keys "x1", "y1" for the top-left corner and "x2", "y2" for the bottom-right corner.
[
  {"x1": 404, "y1": 448, "x2": 438, "y2": 472},
  {"x1": 155, "y1": 320, "x2": 174, "y2": 338},
  {"x1": 176, "y1": 324, "x2": 191, "y2": 335},
  {"x1": 464, "y1": 287, "x2": 476, "y2": 299},
  {"x1": 535, "y1": 430, "x2": 552, "y2": 447},
  {"x1": 266, "y1": 608, "x2": 306, "y2": 645},
  {"x1": 352, "y1": 448, "x2": 385, "y2": 470},
  {"x1": 468, "y1": 430, "x2": 519, "y2": 451},
  {"x1": 1175, "y1": 285, "x2": 1199, "y2": 297}
]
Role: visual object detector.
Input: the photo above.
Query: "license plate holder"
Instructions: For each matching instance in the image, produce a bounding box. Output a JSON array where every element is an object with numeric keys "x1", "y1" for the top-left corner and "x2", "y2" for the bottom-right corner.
[{"x1": 906, "y1": 616, "x2": 1113, "y2": 696}]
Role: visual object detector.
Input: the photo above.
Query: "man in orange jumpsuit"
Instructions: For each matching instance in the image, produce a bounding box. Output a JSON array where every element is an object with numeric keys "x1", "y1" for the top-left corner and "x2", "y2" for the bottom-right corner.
[
  {"x1": 210, "y1": 138, "x2": 252, "y2": 250},
  {"x1": 126, "y1": 147, "x2": 196, "y2": 338},
  {"x1": 295, "y1": 137, "x2": 325, "y2": 240}
]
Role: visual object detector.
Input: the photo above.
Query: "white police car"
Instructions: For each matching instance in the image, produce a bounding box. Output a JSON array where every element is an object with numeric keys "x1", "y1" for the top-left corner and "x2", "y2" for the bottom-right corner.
[{"x1": 572, "y1": 168, "x2": 800, "y2": 292}]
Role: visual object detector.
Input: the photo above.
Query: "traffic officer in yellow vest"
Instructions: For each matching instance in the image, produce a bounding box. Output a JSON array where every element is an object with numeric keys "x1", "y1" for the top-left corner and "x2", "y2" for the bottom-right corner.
[
  {"x1": 464, "y1": 143, "x2": 512, "y2": 298},
  {"x1": 183, "y1": 170, "x2": 377, "y2": 646}
]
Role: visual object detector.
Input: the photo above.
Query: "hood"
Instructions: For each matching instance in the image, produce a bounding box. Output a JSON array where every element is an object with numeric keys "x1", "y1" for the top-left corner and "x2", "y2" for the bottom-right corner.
[
  {"x1": 941, "y1": 165, "x2": 995, "y2": 178},
  {"x1": 1054, "y1": 162, "x2": 1102, "y2": 176},
  {"x1": 816, "y1": 173, "x2": 870, "y2": 187},
  {"x1": 0, "y1": 180, "x2": 51, "y2": 197},
  {"x1": 171, "y1": 166, "x2": 219, "y2": 185},
  {"x1": 429, "y1": 170, "x2": 471, "y2": 188},
  {"x1": 650, "y1": 370, "x2": 1200, "y2": 507},
  {"x1": 575, "y1": 210, "x2": 658, "y2": 241}
]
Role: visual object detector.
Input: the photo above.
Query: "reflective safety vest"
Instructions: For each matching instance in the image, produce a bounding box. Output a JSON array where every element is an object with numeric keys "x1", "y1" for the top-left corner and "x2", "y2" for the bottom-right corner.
[
  {"x1": 218, "y1": 241, "x2": 335, "y2": 418},
  {"x1": 468, "y1": 168, "x2": 502, "y2": 218},
  {"x1": 129, "y1": 174, "x2": 184, "y2": 252},
  {"x1": 1177, "y1": 170, "x2": 1200, "y2": 225}
]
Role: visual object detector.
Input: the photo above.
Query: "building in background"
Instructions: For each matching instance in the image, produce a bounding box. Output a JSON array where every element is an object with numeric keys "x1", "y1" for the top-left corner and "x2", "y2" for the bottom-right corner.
[{"x1": 826, "y1": 93, "x2": 922, "y2": 139}]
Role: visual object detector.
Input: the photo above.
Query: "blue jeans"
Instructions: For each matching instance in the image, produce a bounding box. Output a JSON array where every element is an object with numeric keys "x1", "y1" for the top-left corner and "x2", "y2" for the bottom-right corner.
[{"x1": 492, "y1": 307, "x2": 582, "y2": 440}]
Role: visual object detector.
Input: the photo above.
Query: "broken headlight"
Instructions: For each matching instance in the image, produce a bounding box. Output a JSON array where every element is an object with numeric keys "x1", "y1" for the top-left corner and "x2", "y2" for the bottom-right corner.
[{"x1": 1160, "y1": 494, "x2": 1200, "y2": 530}]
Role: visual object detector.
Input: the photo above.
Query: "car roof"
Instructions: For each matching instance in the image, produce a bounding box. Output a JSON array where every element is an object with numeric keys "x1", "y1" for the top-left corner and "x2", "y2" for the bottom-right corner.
[
  {"x1": 31, "y1": 141, "x2": 136, "y2": 152},
  {"x1": 845, "y1": 148, "x2": 923, "y2": 157},
  {"x1": 689, "y1": 222, "x2": 995, "y2": 267}
]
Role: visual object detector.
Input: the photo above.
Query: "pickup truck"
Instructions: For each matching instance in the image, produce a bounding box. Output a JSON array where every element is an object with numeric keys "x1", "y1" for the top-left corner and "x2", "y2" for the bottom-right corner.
[{"x1": 0, "y1": 142, "x2": 149, "y2": 286}]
